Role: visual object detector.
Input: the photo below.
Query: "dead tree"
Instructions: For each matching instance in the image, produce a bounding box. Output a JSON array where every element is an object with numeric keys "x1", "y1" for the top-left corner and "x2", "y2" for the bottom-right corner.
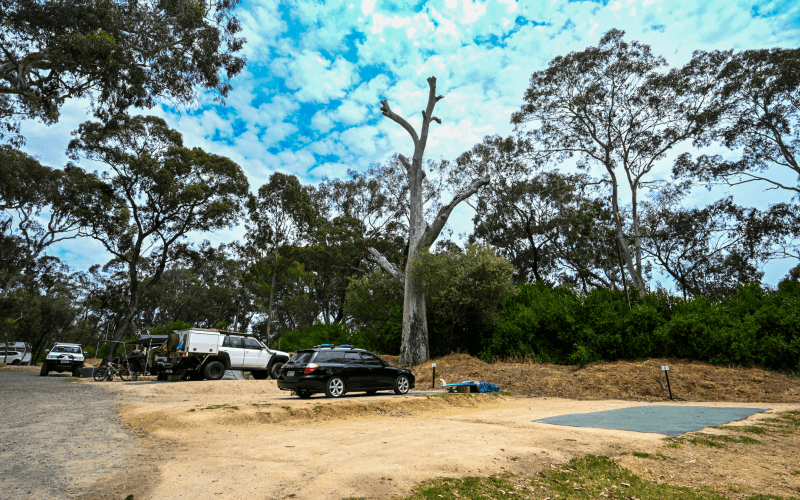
[{"x1": 369, "y1": 76, "x2": 490, "y2": 366}]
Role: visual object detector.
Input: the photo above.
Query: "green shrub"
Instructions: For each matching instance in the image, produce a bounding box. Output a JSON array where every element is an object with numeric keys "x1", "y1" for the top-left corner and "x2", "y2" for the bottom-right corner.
[{"x1": 480, "y1": 279, "x2": 800, "y2": 369}]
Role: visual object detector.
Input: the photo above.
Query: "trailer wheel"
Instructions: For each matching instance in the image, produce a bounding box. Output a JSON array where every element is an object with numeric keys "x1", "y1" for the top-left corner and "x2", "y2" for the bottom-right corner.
[{"x1": 203, "y1": 361, "x2": 225, "y2": 380}]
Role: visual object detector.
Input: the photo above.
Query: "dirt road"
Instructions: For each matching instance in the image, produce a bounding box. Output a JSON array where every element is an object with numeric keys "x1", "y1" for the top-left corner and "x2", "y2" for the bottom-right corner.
[
  {"x1": 95, "y1": 378, "x2": 800, "y2": 500},
  {"x1": 0, "y1": 368, "x2": 154, "y2": 500}
]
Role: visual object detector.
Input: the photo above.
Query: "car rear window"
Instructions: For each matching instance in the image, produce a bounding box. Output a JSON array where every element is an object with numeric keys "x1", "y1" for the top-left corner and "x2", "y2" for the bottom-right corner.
[
  {"x1": 51, "y1": 346, "x2": 81, "y2": 353},
  {"x1": 290, "y1": 351, "x2": 314, "y2": 364}
]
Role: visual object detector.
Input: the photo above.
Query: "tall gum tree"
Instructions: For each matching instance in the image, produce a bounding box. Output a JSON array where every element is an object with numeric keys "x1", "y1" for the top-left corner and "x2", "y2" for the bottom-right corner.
[
  {"x1": 512, "y1": 30, "x2": 724, "y2": 293},
  {"x1": 67, "y1": 114, "x2": 249, "y2": 363},
  {"x1": 368, "y1": 76, "x2": 489, "y2": 366}
]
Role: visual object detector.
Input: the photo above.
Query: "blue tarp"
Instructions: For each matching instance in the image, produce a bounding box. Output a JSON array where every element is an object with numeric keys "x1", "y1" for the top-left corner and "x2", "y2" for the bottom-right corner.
[{"x1": 440, "y1": 380, "x2": 501, "y2": 393}]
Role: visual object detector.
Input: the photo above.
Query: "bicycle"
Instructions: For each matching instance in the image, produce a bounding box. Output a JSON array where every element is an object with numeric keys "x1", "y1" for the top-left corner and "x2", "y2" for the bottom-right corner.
[{"x1": 92, "y1": 358, "x2": 131, "y2": 382}]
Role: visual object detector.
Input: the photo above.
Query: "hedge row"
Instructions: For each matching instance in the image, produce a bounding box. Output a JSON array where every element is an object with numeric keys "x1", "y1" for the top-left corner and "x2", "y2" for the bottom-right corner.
[{"x1": 481, "y1": 280, "x2": 800, "y2": 369}]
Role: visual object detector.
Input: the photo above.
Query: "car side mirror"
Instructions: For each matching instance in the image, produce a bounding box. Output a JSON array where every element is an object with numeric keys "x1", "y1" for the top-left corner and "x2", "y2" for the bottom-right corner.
[{"x1": 45, "y1": 349, "x2": 50, "y2": 353}]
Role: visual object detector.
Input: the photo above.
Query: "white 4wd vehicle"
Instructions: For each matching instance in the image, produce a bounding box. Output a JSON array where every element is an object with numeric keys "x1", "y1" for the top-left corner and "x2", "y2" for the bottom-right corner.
[
  {"x1": 40, "y1": 343, "x2": 84, "y2": 377},
  {"x1": 151, "y1": 329, "x2": 290, "y2": 381}
]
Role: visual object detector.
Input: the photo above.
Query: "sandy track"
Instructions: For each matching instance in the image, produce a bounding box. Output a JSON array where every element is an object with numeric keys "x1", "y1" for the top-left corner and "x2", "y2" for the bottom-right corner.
[{"x1": 88, "y1": 378, "x2": 800, "y2": 500}]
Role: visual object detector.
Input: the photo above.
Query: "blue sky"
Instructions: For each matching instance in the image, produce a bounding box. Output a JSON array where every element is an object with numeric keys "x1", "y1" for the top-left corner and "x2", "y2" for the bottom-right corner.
[{"x1": 18, "y1": 0, "x2": 800, "y2": 286}]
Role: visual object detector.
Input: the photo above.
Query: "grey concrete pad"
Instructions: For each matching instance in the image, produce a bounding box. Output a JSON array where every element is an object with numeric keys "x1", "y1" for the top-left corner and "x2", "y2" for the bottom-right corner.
[{"x1": 533, "y1": 405, "x2": 771, "y2": 436}]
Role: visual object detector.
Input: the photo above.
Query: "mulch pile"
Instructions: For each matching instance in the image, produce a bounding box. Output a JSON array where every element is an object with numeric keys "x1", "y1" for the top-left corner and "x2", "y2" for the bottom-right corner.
[{"x1": 380, "y1": 353, "x2": 800, "y2": 403}]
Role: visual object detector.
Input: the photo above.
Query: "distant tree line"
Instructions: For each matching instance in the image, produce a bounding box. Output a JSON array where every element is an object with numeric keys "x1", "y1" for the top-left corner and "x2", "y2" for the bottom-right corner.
[{"x1": 1, "y1": 17, "x2": 798, "y2": 367}]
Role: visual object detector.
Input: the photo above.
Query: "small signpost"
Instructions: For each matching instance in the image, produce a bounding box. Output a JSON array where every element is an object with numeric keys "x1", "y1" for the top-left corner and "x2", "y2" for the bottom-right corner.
[
  {"x1": 662, "y1": 366, "x2": 673, "y2": 400},
  {"x1": 432, "y1": 363, "x2": 436, "y2": 389}
]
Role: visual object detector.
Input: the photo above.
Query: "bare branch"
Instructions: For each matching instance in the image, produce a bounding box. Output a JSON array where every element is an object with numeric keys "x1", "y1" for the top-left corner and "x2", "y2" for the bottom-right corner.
[
  {"x1": 380, "y1": 100, "x2": 419, "y2": 148},
  {"x1": 398, "y1": 154, "x2": 412, "y2": 173},
  {"x1": 366, "y1": 247, "x2": 405, "y2": 286},
  {"x1": 418, "y1": 175, "x2": 491, "y2": 251}
]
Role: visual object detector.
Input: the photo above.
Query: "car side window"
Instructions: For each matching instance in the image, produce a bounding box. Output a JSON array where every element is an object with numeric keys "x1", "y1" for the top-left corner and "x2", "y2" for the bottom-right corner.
[
  {"x1": 243, "y1": 338, "x2": 262, "y2": 350},
  {"x1": 343, "y1": 352, "x2": 361, "y2": 364},
  {"x1": 223, "y1": 336, "x2": 244, "y2": 348},
  {"x1": 361, "y1": 353, "x2": 383, "y2": 366},
  {"x1": 315, "y1": 351, "x2": 344, "y2": 363}
]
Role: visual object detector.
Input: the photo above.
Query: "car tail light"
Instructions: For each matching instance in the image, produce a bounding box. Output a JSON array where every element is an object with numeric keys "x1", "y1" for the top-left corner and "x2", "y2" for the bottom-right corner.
[{"x1": 304, "y1": 363, "x2": 319, "y2": 374}]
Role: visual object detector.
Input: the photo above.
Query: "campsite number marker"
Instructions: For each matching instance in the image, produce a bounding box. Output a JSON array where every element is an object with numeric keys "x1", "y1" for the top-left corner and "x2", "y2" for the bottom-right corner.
[
  {"x1": 662, "y1": 366, "x2": 673, "y2": 400},
  {"x1": 432, "y1": 363, "x2": 436, "y2": 389}
]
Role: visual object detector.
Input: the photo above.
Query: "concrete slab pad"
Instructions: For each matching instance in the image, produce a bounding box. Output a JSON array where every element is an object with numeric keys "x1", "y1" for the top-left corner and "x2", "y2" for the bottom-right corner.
[{"x1": 533, "y1": 405, "x2": 771, "y2": 436}]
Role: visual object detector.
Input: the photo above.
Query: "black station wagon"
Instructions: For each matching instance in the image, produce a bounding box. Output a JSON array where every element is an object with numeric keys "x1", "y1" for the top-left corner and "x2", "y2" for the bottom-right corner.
[{"x1": 277, "y1": 345, "x2": 415, "y2": 399}]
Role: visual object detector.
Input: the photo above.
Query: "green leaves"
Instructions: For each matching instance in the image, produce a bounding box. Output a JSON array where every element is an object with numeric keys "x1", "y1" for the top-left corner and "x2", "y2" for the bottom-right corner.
[{"x1": 0, "y1": 0, "x2": 246, "y2": 144}]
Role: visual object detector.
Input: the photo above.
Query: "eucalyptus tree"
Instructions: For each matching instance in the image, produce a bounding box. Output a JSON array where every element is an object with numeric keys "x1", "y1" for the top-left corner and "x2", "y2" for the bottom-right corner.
[
  {"x1": 0, "y1": 146, "x2": 104, "y2": 299},
  {"x1": 674, "y1": 48, "x2": 800, "y2": 199},
  {"x1": 512, "y1": 29, "x2": 724, "y2": 293},
  {"x1": 640, "y1": 192, "x2": 765, "y2": 298},
  {"x1": 0, "y1": 0, "x2": 245, "y2": 145},
  {"x1": 67, "y1": 114, "x2": 249, "y2": 363},
  {"x1": 368, "y1": 76, "x2": 490, "y2": 366},
  {"x1": 245, "y1": 173, "x2": 316, "y2": 342}
]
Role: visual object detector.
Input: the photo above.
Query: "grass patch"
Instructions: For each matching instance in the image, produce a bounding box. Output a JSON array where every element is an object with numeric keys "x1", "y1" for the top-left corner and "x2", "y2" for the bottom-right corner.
[
  {"x1": 688, "y1": 433, "x2": 760, "y2": 448},
  {"x1": 63, "y1": 377, "x2": 79, "y2": 382},
  {"x1": 378, "y1": 455, "x2": 740, "y2": 500},
  {"x1": 716, "y1": 425, "x2": 770, "y2": 434},
  {"x1": 196, "y1": 404, "x2": 238, "y2": 411},
  {"x1": 663, "y1": 437, "x2": 684, "y2": 449},
  {"x1": 792, "y1": 471, "x2": 800, "y2": 476}
]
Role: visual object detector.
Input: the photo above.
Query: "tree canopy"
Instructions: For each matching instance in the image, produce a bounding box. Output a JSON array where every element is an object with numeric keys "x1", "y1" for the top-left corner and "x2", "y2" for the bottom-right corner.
[{"x1": 0, "y1": 0, "x2": 246, "y2": 145}]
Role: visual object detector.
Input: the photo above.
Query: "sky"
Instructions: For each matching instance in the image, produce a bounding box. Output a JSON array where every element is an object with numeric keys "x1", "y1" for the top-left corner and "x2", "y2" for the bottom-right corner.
[{"x1": 17, "y1": 0, "x2": 800, "y2": 287}]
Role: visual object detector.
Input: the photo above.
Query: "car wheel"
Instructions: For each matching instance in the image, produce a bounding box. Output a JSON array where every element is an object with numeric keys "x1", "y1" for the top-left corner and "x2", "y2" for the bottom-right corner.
[
  {"x1": 203, "y1": 361, "x2": 225, "y2": 381},
  {"x1": 93, "y1": 367, "x2": 108, "y2": 382},
  {"x1": 39, "y1": 362, "x2": 50, "y2": 377},
  {"x1": 366, "y1": 390, "x2": 377, "y2": 395},
  {"x1": 296, "y1": 390, "x2": 312, "y2": 399},
  {"x1": 325, "y1": 376, "x2": 346, "y2": 398},
  {"x1": 270, "y1": 362, "x2": 284, "y2": 379},
  {"x1": 394, "y1": 375, "x2": 410, "y2": 395},
  {"x1": 11, "y1": 359, "x2": 20, "y2": 365},
  {"x1": 252, "y1": 370, "x2": 269, "y2": 380}
]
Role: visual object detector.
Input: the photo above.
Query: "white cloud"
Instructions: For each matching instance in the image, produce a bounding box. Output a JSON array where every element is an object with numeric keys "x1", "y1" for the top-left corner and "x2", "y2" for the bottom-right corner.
[
  {"x1": 15, "y1": 0, "x2": 800, "y2": 284},
  {"x1": 272, "y1": 51, "x2": 358, "y2": 103}
]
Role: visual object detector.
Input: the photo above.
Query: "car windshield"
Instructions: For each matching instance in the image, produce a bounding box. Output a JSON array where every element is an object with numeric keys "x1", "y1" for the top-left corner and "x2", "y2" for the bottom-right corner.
[
  {"x1": 51, "y1": 346, "x2": 81, "y2": 354},
  {"x1": 290, "y1": 351, "x2": 314, "y2": 364}
]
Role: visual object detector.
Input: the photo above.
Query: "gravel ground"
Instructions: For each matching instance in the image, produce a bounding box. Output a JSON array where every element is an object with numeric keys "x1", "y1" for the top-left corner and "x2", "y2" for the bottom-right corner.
[{"x1": 0, "y1": 370, "x2": 142, "y2": 500}]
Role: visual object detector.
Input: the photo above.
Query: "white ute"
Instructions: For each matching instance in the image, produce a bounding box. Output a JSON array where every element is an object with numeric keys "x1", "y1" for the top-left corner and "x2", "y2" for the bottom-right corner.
[{"x1": 150, "y1": 328, "x2": 290, "y2": 381}]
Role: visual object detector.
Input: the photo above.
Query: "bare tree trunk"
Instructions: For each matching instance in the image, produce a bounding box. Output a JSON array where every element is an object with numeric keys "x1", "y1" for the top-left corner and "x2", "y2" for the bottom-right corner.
[
  {"x1": 371, "y1": 76, "x2": 490, "y2": 366},
  {"x1": 265, "y1": 249, "x2": 278, "y2": 345},
  {"x1": 401, "y1": 280, "x2": 429, "y2": 364}
]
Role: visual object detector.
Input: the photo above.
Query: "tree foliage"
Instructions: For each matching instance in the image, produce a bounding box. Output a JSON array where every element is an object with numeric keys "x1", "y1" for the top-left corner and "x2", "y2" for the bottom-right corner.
[
  {"x1": 0, "y1": 0, "x2": 246, "y2": 145},
  {"x1": 513, "y1": 29, "x2": 724, "y2": 292},
  {"x1": 66, "y1": 114, "x2": 248, "y2": 362}
]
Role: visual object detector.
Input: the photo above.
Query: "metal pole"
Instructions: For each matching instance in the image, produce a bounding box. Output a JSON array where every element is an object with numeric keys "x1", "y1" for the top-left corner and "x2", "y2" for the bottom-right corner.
[{"x1": 665, "y1": 370, "x2": 673, "y2": 400}]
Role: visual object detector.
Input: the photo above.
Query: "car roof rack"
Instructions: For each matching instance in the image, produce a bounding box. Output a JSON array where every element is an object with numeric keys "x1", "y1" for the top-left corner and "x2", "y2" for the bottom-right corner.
[{"x1": 312, "y1": 344, "x2": 358, "y2": 349}]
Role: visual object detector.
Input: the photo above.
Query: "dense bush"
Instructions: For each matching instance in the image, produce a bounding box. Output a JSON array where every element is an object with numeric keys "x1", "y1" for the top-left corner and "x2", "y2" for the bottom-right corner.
[
  {"x1": 481, "y1": 280, "x2": 800, "y2": 369},
  {"x1": 278, "y1": 322, "x2": 380, "y2": 353}
]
